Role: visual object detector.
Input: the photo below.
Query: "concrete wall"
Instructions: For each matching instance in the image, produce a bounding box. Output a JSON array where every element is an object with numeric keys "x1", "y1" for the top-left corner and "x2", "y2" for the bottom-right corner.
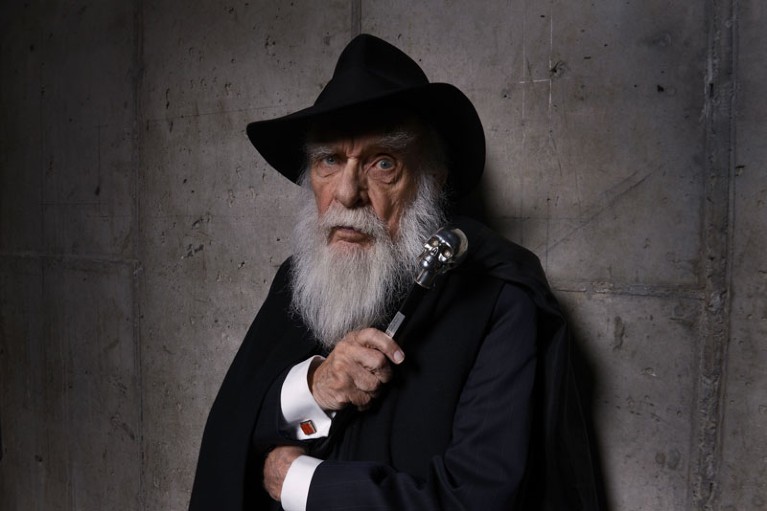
[{"x1": 0, "y1": 1, "x2": 762, "y2": 510}]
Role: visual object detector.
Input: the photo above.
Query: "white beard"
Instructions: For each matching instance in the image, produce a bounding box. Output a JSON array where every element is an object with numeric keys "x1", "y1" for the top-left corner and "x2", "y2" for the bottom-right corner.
[{"x1": 290, "y1": 176, "x2": 446, "y2": 351}]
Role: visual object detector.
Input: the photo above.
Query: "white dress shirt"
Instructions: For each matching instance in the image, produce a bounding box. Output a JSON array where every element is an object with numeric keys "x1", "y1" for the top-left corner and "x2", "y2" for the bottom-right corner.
[{"x1": 279, "y1": 356, "x2": 331, "y2": 511}]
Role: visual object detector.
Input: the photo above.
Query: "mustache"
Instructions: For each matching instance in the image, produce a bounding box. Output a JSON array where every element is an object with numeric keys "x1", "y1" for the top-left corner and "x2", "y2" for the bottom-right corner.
[{"x1": 318, "y1": 205, "x2": 391, "y2": 240}]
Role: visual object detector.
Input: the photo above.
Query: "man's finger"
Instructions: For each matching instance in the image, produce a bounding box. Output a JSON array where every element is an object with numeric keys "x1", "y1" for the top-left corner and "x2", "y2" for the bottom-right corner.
[
  {"x1": 353, "y1": 328, "x2": 405, "y2": 365},
  {"x1": 347, "y1": 364, "x2": 387, "y2": 392}
]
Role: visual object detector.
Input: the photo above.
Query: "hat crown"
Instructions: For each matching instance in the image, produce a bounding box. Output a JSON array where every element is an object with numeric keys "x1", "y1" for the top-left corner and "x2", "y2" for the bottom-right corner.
[{"x1": 315, "y1": 34, "x2": 429, "y2": 106}]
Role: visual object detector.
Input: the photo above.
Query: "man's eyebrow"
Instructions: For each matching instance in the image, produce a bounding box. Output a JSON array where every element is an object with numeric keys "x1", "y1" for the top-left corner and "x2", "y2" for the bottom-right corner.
[
  {"x1": 305, "y1": 143, "x2": 335, "y2": 161},
  {"x1": 373, "y1": 130, "x2": 418, "y2": 152}
]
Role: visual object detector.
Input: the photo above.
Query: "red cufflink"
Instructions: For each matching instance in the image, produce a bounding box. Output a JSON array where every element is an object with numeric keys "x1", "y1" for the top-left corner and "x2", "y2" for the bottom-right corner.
[{"x1": 299, "y1": 420, "x2": 317, "y2": 435}]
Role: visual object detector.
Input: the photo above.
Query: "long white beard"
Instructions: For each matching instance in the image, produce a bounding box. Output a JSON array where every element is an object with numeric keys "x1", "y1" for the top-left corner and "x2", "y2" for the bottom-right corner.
[{"x1": 290, "y1": 177, "x2": 446, "y2": 351}]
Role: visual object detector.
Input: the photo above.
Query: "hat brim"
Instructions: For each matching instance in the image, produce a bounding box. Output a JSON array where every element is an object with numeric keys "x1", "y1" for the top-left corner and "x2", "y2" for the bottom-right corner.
[{"x1": 246, "y1": 82, "x2": 485, "y2": 196}]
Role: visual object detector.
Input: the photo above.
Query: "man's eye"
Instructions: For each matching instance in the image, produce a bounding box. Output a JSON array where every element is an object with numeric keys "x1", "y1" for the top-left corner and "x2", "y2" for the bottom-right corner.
[
  {"x1": 375, "y1": 158, "x2": 395, "y2": 170},
  {"x1": 323, "y1": 155, "x2": 338, "y2": 165}
]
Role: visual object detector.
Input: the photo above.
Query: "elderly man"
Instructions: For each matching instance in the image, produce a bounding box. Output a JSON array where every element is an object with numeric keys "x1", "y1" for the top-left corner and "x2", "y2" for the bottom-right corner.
[{"x1": 189, "y1": 34, "x2": 602, "y2": 510}]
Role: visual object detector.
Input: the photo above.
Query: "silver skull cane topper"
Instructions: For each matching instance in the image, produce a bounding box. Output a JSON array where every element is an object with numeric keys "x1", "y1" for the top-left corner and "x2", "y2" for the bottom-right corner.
[{"x1": 415, "y1": 227, "x2": 469, "y2": 289}]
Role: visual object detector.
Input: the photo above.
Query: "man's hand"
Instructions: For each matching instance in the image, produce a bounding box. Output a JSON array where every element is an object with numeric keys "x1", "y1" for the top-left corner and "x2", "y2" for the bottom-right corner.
[
  {"x1": 263, "y1": 445, "x2": 306, "y2": 501},
  {"x1": 309, "y1": 327, "x2": 405, "y2": 411}
]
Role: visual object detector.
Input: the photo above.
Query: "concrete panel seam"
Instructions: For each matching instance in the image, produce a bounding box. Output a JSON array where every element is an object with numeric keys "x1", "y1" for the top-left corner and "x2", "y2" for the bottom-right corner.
[
  {"x1": 0, "y1": 252, "x2": 140, "y2": 268},
  {"x1": 351, "y1": 0, "x2": 361, "y2": 38},
  {"x1": 688, "y1": 0, "x2": 738, "y2": 509},
  {"x1": 552, "y1": 281, "x2": 706, "y2": 301},
  {"x1": 132, "y1": 0, "x2": 146, "y2": 509}
]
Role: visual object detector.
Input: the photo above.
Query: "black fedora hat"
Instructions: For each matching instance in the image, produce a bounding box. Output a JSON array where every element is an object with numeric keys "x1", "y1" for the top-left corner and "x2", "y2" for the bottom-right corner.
[{"x1": 246, "y1": 34, "x2": 486, "y2": 197}]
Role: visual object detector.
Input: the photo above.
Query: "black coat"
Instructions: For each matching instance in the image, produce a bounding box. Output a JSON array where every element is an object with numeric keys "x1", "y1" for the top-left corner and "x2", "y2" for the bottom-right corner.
[{"x1": 188, "y1": 217, "x2": 604, "y2": 510}]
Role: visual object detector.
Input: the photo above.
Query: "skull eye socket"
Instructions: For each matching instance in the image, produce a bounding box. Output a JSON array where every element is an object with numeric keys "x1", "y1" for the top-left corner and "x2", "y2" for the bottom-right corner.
[{"x1": 422, "y1": 234, "x2": 459, "y2": 267}]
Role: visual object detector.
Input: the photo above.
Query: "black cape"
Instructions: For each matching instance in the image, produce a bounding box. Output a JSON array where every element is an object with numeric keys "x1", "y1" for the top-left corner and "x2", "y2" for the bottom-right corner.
[{"x1": 188, "y1": 217, "x2": 604, "y2": 510}]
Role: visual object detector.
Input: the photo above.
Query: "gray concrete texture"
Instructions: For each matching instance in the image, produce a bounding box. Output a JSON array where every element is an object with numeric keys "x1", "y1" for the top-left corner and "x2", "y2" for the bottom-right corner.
[{"x1": 0, "y1": 0, "x2": 763, "y2": 509}]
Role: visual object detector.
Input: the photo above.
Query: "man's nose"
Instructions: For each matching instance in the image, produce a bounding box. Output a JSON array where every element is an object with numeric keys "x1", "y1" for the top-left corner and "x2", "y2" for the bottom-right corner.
[{"x1": 334, "y1": 160, "x2": 367, "y2": 208}]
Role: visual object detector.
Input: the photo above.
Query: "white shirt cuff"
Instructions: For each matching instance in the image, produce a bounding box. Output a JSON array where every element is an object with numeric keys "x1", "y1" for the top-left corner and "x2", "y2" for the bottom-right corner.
[
  {"x1": 280, "y1": 455, "x2": 323, "y2": 511},
  {"x1": 281, "y1": 356, "x2": 334, "y2": 439}
]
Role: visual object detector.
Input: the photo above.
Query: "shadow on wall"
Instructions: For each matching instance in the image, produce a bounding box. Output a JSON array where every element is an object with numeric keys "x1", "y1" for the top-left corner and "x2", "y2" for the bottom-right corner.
[{"x1": 567, "y1": 325, "x2": 611, "y2": 510}]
